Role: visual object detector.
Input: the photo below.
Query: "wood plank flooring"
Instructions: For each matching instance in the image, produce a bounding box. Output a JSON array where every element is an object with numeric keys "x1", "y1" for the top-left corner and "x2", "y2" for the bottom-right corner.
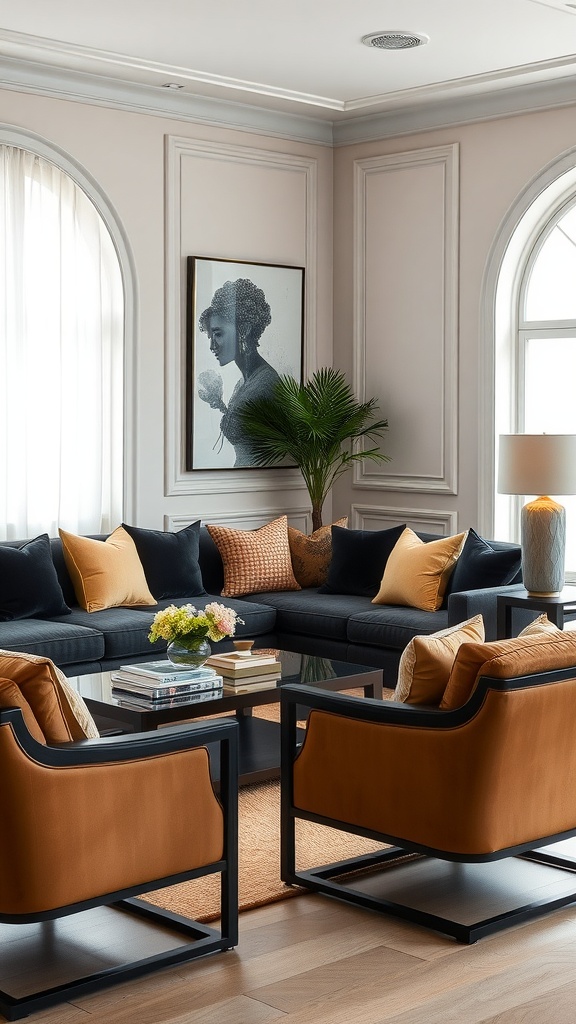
[{"x1": 12, "y1": 891, "x2": 576, "y2": 1024}]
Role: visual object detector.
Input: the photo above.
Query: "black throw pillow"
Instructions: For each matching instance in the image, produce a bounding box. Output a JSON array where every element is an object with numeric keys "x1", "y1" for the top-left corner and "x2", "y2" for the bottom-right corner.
[
  {"x1": 318, "y1": 524, "x2": 406, "y2": 598},
  {"x1": 122, "y1": 521, "x2": 206, "y2": 599},
  {"x1": 0, "y1": 534, "x2": 71, "y2": 621},
  {"x1": 445, "y1": 528, "x2": 521, "y2": 598}
]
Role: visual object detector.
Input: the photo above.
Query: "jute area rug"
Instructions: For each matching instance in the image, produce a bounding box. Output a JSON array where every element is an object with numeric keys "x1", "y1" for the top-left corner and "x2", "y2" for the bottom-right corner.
[
  {"x1": 144, "y1": 691, "x2": 397, "y2": 922},
  {"x1": 144, "y1": 777, "x2": 384, "y2": 923}
]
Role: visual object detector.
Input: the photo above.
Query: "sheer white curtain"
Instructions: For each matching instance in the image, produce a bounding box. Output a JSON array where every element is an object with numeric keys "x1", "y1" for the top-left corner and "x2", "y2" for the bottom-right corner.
[{"x1": 0, "y1": 146, "x2": 124, "y2": 540}]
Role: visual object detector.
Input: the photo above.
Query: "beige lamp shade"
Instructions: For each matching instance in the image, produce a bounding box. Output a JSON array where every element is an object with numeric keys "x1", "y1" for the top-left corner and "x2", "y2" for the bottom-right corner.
[
  {"x1": 498, "y1": 434, "x2": 576, "y2": 497},
  {"x1": 498, "y1": 434, "x2": 576, "y2": 597}
]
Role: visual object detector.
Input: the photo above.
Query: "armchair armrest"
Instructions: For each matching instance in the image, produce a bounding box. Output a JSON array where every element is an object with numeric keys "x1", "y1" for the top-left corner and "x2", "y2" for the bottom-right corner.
[
  {"x1": 0, "y1": 707, "x2": 237, "y2": 767},
  {"x1": 0, "y1": 709, "x2": 238, "y2": 918}
]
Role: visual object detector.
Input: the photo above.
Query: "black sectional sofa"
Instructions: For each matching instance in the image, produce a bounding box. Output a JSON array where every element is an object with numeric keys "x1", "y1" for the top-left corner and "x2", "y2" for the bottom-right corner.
[{"x1": 0, "y1": 527, "x2": 534, "y2": 687}]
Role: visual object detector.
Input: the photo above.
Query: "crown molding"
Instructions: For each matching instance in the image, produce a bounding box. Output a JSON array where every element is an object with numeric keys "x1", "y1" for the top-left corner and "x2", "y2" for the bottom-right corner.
[
  {"x1": 2, "y1": 49, "x2": 576, "y2": 148},
  {"x1": 333, "y1": 74, "x2": 576, "y2": 145},
  {"x1": 0, "y1": 55, "x2": 334, "y2": 146}
]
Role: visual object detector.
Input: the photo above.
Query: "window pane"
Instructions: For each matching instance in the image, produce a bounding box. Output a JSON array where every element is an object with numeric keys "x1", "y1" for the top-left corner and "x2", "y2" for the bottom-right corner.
[
  {"x1": 524, "y1": 337, "x2": 576, "y2": 434},
  {"x1": 525, "y1": 206, "x2": 576, "y2": 321}
]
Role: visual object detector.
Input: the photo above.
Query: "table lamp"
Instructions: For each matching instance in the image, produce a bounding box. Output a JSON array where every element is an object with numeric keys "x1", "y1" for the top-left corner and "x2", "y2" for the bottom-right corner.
[{"x1": 498, "y1": 434, "x2": 576, "y2": 596}]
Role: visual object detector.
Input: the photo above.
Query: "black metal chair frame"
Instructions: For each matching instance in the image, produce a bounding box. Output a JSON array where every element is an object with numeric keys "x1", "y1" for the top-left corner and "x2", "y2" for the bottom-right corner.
[
  {"x1": 280, "y1": 672, "x2": 576, "y2": 944},
  {"x1": 0, "y1": 710, "x2": 238, "y2": 1021}
]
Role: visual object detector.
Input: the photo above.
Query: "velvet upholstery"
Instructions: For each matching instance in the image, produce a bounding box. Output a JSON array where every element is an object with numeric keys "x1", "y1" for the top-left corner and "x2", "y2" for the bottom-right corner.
[
  {"x1": 0, "y1": 534, "x2": 70, "y2": 621},
  {"x1": 319, "y1": 524, "x2": 406, "y2": 597},
  {"x1": 122, "y1": 521, "x2": 205, "y2": 599}
]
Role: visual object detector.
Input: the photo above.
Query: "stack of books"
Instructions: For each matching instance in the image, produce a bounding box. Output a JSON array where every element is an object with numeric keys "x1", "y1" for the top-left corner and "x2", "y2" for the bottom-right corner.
[
  {"x1": 110, "y1": 660, "x2": 223, "y2": 709},
  {"x1": 205, "y1": 650, "x2": 282, "y2": 691}
]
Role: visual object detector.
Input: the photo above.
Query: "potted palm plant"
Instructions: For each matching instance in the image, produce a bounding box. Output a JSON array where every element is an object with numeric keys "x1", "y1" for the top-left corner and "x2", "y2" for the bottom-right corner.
[{"x1": 239, "y1": 367, "x2": 390, "y2": 530}]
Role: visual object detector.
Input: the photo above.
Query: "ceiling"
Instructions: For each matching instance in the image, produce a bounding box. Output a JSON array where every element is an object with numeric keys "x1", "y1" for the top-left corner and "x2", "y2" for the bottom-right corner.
[{"x1": 1, "y1": 0, "x2": 576, "y2": 124}]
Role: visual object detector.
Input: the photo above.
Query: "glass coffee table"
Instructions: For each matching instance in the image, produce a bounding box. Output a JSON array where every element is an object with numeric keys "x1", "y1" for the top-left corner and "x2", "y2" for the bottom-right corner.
[{"x1": 69, "y1": 649, "x2": 383, "y2": 786}]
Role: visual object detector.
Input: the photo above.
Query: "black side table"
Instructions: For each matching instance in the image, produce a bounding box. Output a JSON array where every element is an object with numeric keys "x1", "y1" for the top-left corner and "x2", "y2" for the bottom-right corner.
[{"x1": 497, "y1": 587, "x2": 576, "y2": 639}]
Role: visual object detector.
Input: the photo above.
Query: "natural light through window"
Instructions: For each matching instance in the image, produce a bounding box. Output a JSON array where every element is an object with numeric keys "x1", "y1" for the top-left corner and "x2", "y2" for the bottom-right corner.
[
  {"x1": 518, "y1": 199, "x2": 576, "y2": 579},
  {"x1": 0, "y1": 146, "x2": 124, "y2": 540}
]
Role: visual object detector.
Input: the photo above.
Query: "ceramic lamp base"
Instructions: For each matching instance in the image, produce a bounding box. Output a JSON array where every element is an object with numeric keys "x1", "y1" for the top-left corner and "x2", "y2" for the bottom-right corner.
[{"x1": 521, "y1": 496, "x2": 566, "y2": 597}]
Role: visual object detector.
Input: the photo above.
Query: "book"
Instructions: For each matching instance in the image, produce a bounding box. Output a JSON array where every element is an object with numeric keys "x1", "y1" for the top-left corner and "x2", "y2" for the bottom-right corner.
[
  {"x1": 223, "y1": 679, "x2": 280, "y2": 693},
  {"x1": 113, "y1": 687, "x2": 223, "y2": 710},
  {"x1": 110, "y1": 672, "x2": 223, "y2": 700},
  {"x1": 221, "y1": 671, "x2": 281, "y2": 688},
  {"x1": 117, "y1": 661, "x2": 219, "y2": 684},
  {"x1": 205, "y1": 654, "x2": 281, "y2": 677}
]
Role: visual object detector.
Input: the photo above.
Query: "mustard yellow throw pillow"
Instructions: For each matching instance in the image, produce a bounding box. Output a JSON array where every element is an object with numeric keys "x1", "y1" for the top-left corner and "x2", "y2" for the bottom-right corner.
[
  {"x1": 207, "y1": 516, "x2": 301, "y2": 597},
  {"x1": 288, "y1": 518, "x2": 348, "y2": 588},
  {"x1": 394, "y1": 614, "x2": 485, "y2": 706},
  {"x1": 518, "y1": 613, "x2": 561, "y2": 637},
  {"x1": 59, "y1": 526, "x2": 156, "y2": 612},
  {"x1": 372, "y1": 528, "x2": 466, "y2": 612}
]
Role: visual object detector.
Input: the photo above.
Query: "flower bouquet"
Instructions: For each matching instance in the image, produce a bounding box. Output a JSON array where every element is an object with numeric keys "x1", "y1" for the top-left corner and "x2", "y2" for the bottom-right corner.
[{"x1": 149, "y1": 602, "x2": 244, "y2": 668}]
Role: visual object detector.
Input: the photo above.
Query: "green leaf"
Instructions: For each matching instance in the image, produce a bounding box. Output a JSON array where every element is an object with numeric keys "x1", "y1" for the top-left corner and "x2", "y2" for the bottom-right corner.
[{"x1": 239, "y1": 368, "x2": 390, "y2": 526}]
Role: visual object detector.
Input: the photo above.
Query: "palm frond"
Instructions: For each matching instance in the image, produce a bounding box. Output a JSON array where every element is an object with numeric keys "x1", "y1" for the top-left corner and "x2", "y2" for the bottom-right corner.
[{"x1": 239, "y1": 367, "x2": 390, "y2": 525}]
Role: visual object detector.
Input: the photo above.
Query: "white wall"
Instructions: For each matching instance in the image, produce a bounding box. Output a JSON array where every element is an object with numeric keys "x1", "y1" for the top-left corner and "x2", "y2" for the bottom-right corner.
[
  {"x1": 4, "y1": 83, "x2": 576, "y2": 543},
  {"x1": 0, "y1": 88, "x2": 333, "y2": 533},
  {"x1": 332, "y1": 103, "x2": 576, "y2": 540}
]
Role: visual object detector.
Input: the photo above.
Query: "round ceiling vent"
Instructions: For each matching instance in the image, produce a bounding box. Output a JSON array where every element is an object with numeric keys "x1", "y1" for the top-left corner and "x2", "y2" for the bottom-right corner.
[{"x1": 362, "y1": 31, "x2": 429, "y2": 50}]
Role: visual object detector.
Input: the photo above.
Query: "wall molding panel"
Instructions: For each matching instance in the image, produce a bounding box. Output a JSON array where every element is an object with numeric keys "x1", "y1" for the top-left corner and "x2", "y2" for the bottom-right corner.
[
  {"x1": 165, "y1": 507, "x2": 311, "y2": 532},
  {"x1": 351, "y1": 504, "x2": 458, "y2": 537},
  {"x1": 164, "y1": 135, "x2": 318, "y2": 498},
  {"x1": 352, "y1": 144, "x2": 459, "y2": 496}
]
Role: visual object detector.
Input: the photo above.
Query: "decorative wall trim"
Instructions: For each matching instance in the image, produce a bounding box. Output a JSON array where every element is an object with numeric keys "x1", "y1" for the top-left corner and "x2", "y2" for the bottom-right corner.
[
  {"x1": 352, "y1": 144, "x2": 459, "y2": 495},
  {"x1": 351, "y1": 504, "x2": 458, "y2": 537},
  {"x1": 165, "y1": 507, "x2": 311, "y2": 532},
  {"x1": 164, "y1": 135, "x2": 318, "y2": 496}
]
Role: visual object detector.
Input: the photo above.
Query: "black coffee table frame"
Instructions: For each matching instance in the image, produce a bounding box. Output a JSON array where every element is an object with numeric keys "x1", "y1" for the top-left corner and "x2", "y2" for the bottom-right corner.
[{"x1": 73, "y1": 651, "x2": 383, "y2": 786}]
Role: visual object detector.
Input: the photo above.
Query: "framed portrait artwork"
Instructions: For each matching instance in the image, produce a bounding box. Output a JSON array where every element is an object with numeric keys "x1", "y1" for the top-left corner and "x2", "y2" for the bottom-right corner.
[{"x1": 186, "y1": 256, "x2": 305, "y2": 471}]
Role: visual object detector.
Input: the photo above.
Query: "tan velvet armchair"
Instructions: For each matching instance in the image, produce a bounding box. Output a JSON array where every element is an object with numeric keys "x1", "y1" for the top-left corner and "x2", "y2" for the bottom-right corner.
[
  {"x1": 0, "y1": 653, "x2": 238, "y2": 1021},
  {"x1": 281, "y1": 631, "x2": 576, "y2": 943}
]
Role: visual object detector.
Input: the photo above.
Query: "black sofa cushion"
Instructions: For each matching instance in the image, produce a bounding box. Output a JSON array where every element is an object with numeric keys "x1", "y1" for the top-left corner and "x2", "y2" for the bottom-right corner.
[
  {"x1": 319, "y1": 524, "x2": 406, "y2": 597},
  {"x1": 0, "y1": 534, "x2": 71, "y2": 621},
  {"x1": 122, "y1": 521, "x2": 206, "y2": 599},
  {"x1": 51, "y1": 607, "x2": 164, "y2": 660},
  {"x1": 0, "y1": 617, "x2": 104, "y2": 666},
  {"x1": 245, "y1": 589, "x2": 376, "y2": 641},
  {"x1": 347, "y1": 605, "x2": 449, "y2": 651}
]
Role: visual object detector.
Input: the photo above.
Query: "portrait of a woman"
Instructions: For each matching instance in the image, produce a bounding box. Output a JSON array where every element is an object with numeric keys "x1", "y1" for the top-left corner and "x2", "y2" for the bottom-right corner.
[
  {"x1": 188, "y1": 258, "x2": 304, "y2": 470},
  {"x1": 197, "y1": 278, "x2": 280, "y2": 467}
]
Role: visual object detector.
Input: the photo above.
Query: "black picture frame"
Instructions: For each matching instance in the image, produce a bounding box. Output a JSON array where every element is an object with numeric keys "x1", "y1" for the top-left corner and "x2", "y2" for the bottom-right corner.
[{"x1": 186, "y1": 256, "x2": 305, "y2": 471}]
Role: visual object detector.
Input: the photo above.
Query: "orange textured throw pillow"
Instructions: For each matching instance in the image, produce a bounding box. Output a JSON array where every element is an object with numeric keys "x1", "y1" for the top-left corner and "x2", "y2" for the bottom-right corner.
[
  {"x1": 207, "y1": 516, "x2": 301, "y2": 597},
  {"x1": 288, "y1": 518, "x2": 348, "y2": 588}
]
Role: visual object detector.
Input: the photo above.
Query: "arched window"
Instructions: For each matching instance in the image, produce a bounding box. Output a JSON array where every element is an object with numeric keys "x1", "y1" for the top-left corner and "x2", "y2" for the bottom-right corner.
[
  {"x1": 0, "y1": 145, "x2": 124, "y2": 540},
  {"x1": 491, "y1": 159, "x2": 576, "y2": 581}
]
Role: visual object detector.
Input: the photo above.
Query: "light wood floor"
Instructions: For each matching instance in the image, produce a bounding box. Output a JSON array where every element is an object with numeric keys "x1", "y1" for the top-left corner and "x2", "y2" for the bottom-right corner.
[{"x1": 16, "y1": 890, "x2": 576, "y2": 1024}]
